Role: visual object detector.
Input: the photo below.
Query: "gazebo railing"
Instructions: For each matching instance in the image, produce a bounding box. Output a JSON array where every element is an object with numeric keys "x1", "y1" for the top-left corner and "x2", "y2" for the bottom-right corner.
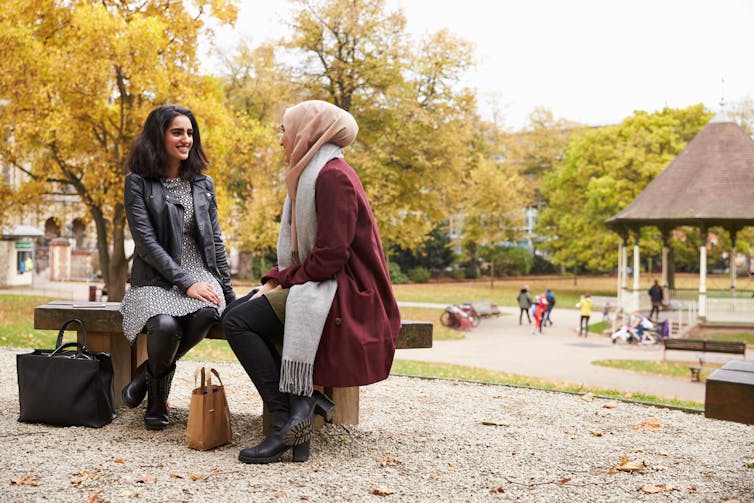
[{"x1": 667, "y1": 289, "x2": 754, "y2": 323}]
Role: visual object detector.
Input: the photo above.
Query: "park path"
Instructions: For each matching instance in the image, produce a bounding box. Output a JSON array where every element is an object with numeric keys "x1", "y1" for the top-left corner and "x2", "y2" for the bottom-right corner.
[{"x1": 397, "y1": 302, "x2": 719, "y2": 403}]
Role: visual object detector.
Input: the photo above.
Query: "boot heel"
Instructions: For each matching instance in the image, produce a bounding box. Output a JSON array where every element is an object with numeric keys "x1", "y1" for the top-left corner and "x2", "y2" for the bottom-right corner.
[
  {"x1": 312, "y1": 391, "x2": 336, "y2": 421},
  {"x1": 292, "y1": 440, "x2": 310, "y2": 462}
]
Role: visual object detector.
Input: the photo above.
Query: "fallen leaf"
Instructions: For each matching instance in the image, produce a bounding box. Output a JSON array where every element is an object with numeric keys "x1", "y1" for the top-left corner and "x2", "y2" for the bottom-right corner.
[
  {"x1": 375, "y1": 456, "x2": 399, "y2": 464},
  {"x1": 640, "y1": 483, "x2": 675, "y2": 493},
  {"x1": 607, "y1": 466, "x2": 618, "y2": 475},
  {"x1": 557, "y1": 478, "x2": 572, "y2": 485},
  {"x1": 602, "y1": 401, "x2": 619, "y2": 409},
  {"x1": 590, "y1": 430, "x2": 603, "y2": 437},
  {"x1": 212, "y1": 467, "x2": 221, "y2": 473},
  {"x1": 623, "y1": 392, "x2": 633, "y2": 399},
  {"x1": 170, "y1": 473, "x2": 184, "y2": 479},
  {"x1": 113, "y1": 458, "x2": 128, "y2": 464},
  {"x1": 687, "y1": 486, "x2": 697, "y2": 493},
  {"x1": 489, "y1": 486, "x2": 505, "y2": 493},
  {"x1": 135, "y1": 475, "x2": 156, "y2": 484},
  {"x1": 448, "y1": 462, "x2": 456, "y2": 468},
  {"x1": 482, "y1": 420, "x2": 510, "y2": 427},
  {"x1": 86, "y1": 490, "x2": 108, "y2": 503},
  {"x1": 632, "y1": 417, "x2": 661, "y2": 430},
  {"x1": 372, "y1": 486, "x2": 395, "y2": 496},
  {"x1": 745, "y1": 460, "x2": 754, "y2": 468},
  {"x1": 189, "y1": 474, "x2": 203, "y2": 481},
  {"x1": 618, "y1": 458, "x2": 646, "y2": 472},
  {"x1": 11, "y1": 476, "x2": 41, "y2": 486},
  {"x1": 580, "y1": 392, "x2": 594, "y2": 402}
]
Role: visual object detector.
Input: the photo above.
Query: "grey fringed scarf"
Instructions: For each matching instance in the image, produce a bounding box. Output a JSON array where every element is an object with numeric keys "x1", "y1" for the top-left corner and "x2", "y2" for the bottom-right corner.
[{"x1": 277, "y1": 143, "x2": 342, "y2": 396}]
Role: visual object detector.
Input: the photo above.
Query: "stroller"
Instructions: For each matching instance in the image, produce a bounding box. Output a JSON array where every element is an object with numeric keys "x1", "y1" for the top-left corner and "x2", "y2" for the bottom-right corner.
[{"x1": 611, "y1": 316, "x2": 668, "y2": 345}]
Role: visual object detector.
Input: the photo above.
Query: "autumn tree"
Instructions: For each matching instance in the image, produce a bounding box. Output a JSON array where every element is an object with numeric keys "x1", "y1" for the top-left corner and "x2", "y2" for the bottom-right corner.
[
  {"x1": 284, "y1": 0, "x2": 478, "y2": 250},
  {"x1": 219, "y1": 43, "x2": 303, "y2": 276},
  {"x1": 535, "y1": 105, "x2": 713, "y2": 273},
  {"x1": 0, "y1": 0, "x2": 238, "y2": 300}
]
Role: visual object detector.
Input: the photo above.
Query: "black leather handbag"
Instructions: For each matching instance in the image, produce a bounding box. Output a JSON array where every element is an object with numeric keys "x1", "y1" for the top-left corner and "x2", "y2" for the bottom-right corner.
[{"x1": 16, "y1": 319, "x2": 116, "y2": 427}]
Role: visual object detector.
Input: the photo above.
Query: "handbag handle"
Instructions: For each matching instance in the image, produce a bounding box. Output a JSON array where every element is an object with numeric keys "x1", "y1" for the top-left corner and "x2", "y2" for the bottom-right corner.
[
  {"x1": 55, "y1": 319, "x2": 88, "y2": 352},
  {"x1": 194, "y1": 367, "x2": 225, "y2": 390},
  {"x1": 49, "y1": 341, "x2": 94, "y2": 360}
]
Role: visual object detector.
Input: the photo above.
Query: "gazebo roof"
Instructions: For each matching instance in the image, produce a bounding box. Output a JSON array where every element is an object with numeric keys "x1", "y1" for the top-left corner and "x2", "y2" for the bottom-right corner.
[{"x1": 606, "y1": 118, "x2": 754, "y2": 231}]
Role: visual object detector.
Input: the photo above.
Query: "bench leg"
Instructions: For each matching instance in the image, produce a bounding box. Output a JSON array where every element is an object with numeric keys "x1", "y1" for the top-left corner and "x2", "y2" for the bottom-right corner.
[
  {"x1": 262, "y1": 386, "x2": 361, "y2": 435},
  {"x1": 78, "y1": 329, "x2": 133, "y2": 408},
  {"x1": 689, "y1": 366, "x2": 701, "y2": 382}
]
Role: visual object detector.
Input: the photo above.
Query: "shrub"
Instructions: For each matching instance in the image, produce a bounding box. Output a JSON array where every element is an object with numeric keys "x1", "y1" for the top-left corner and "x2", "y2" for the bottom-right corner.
[
  {"x1": 408, "y1": 267, "x2": 431, "y2": 283},
  {"x1": 388, "y1": 262, "x2": 408, "y2": 284},
  {"x1": 449, "y1": 268, "x2": 466, "y2": 280}
]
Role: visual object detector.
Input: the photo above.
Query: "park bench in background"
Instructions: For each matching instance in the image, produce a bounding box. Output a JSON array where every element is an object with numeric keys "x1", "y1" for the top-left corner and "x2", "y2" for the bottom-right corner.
[
  {"x1": 662, "y1": 338, "x2": 747, "y2": 382},
  {"x1": 469, "y1": 301, "x2": 501, "y2": 318},
  {"x1": 33, "y1": 301, "x2": 432, "y2": 427},
  {"x1": 705, "y1": 359, "x2": 754, "y2": 425}
]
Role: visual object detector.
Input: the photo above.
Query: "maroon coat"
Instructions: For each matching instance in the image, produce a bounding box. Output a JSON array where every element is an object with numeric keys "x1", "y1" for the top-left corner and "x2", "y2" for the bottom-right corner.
[{"x1": 262, "y1": 158, "x2": 400, "y2": 387}]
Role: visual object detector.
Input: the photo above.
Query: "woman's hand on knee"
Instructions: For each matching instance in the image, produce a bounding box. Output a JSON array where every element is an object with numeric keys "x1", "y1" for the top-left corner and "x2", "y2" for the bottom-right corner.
[{"x1": 187, "y1": 282, "x2": 221, "y2": 306}]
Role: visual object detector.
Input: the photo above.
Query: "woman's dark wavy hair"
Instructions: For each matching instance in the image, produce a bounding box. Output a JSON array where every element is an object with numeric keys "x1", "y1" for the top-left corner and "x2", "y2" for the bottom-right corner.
[{"x1": 126, "y1": 104, "x2": 208, "y2": 179}]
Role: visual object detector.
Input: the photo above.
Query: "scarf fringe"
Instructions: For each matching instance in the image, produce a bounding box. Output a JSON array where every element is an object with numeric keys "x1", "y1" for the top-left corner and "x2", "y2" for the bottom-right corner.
[{"x1": 279, "y1": 359, "x2": 314, "y2": 397}]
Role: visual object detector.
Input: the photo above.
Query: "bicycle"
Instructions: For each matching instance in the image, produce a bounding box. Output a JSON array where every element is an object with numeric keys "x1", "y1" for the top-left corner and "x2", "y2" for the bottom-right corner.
[{"x1": 440, "y1": 304, "x2": 474, "y2": 331}]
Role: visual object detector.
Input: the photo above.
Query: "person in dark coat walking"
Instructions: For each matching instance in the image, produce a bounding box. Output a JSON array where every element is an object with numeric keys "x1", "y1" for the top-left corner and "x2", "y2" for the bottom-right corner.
[
  {"x1": 517, "y1": 286, "x2": 532, "y2": 324},
  {"x1": 648, "y1": 279, "x2": 663, "y2": 320},
  {"x1": 222, "y1": 100, "x2": 400, "y2": 464}
]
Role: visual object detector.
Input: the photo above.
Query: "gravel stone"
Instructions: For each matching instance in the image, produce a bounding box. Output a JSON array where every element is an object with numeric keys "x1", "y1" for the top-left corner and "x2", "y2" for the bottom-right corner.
[{"x1": 3, "y1": 347, "x2": 753, "y2": 502}]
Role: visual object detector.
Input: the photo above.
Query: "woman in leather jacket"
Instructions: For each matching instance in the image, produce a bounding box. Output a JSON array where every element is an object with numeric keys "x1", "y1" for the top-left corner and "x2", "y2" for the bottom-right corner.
[{"x1": 120, "y1": 105, "x2": 236, "y2": 430}]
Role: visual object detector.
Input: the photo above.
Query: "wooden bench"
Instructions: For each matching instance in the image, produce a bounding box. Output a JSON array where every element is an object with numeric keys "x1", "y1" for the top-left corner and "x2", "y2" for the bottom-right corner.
[
  {"x1": 705, "y1": 360, "x2": 754, "y2": 425},
  {"x1": 469, "y1": 301, "x2": 501, "y2": 318},
  {"x1": 662, "y1": 338, "x2": 747, "y2": 382},
  {"x1": 34, "y1": 301, "x2": 433, "y2": 427}
]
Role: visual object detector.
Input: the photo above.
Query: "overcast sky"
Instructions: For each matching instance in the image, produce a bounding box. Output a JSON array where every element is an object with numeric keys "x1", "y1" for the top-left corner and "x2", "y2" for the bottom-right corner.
[{"x1": 209, "y1": 0, "x2": 754, "y2": 129}]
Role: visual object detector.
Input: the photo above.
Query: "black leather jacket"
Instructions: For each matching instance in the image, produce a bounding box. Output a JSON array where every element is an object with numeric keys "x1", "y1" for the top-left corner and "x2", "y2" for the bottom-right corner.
[{"x1": 124, "y1": 172, "x2": 236, "y2": 304}]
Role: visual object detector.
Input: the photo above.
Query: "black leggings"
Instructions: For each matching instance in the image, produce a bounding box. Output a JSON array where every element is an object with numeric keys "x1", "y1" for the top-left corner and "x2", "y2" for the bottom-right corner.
[
  {"x1": 519, "y1": 307, "x2": 531, "y2": 324},
  {"x1": 145, "y1": 307, "x2": 219, "y2": 377},
  {"x1": 221, "y1": 294, "x2": 287, "y2": 413},
  {"x1": 579, "y1": 315, "x2": 590, "y2": 334}
]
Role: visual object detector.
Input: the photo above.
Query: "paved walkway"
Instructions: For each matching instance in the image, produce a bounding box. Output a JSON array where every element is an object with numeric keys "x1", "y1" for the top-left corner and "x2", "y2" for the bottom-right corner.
[
  {"x1": 396, "y1": 302, "x2": 729, "y2": 403},
  {"x1": 4, "y1": 276, "x2": 740, "y2": 403}
]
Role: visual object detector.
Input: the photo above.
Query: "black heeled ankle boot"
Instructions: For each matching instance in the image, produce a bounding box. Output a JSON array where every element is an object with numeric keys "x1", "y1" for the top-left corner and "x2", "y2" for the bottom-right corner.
[
  {"x1": 280, "y1": 391, "x2": 336, "y2": 447},
  {"x1": 121, "y1": 362, "x2": 148, "y2": 409},
  {"x1": 238, "y1": 411, "x2": 308, "y2": 464},
  {"x1": 144, "y1": 364, "x2": 175, "y2": 430}
]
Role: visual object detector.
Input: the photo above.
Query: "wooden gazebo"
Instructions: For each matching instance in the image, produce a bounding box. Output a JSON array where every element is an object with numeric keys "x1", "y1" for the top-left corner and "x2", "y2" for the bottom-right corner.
[{"x1": 605, "y1": 115, "x2": 754, "y2": 321}]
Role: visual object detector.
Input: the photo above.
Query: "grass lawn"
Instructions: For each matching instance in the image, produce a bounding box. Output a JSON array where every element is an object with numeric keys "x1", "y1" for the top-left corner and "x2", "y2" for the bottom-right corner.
[
  {"x1": 391, "y1": 360, "x2": 702, "y2": 410},
  {"x1": 690, "y1": 333, "x2": 754, "y2": 345},
  {"x1": 592, "y1": 359, "x2": 722, "y2": 382},
  {"x1": 0, "y1": 295, "x2": 58, "y2": 348}
]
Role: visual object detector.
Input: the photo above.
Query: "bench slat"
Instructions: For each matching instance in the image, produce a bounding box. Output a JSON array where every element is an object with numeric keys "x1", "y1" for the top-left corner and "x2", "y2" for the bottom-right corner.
[{"x1": 664, "y1": 338, "x2": 746, "y2": 355}]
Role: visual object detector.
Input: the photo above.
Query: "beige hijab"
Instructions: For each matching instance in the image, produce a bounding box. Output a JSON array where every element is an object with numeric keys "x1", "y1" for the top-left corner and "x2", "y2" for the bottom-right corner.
[{"x1": 282, "y1": 100, "x2": 358, "y2": 251}]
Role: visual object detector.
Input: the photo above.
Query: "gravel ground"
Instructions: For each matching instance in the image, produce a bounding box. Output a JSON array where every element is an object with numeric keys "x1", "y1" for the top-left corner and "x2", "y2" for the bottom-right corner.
[{"x1": 3, "y1": 346, "x2": 753, "y2": 503}]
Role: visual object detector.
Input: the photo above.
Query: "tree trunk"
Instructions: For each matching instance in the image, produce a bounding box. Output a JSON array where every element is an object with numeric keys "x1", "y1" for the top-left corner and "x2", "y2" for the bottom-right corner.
[{"x1": 107, "y1": 203, "x2": 128, "y2": 301}]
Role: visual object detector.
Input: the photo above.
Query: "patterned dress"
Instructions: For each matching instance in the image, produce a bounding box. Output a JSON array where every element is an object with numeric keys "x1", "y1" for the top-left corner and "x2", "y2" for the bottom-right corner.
[{"x1": 120, "y1": 177, "x2": 226, "y2": 343}]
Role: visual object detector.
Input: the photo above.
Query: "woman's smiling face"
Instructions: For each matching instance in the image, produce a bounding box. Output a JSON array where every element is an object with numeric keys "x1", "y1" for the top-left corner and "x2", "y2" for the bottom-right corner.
[{"x1": 164, "y1": 114, "x2": 193, "y2": 166}]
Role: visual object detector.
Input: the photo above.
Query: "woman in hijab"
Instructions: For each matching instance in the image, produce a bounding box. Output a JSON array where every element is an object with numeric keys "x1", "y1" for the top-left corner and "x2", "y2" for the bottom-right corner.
[{"x1": 222, "y1": 100, "x2": 400, "y2": 463}]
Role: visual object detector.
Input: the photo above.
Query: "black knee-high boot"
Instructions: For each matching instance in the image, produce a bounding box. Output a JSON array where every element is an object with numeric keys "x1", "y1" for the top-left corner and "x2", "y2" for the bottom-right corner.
[
  {"x1": 121, "y1": 361, "x2": 148, "y2": 409},
  {"x1": 145, "y1": 363, "x2": 175, "y2": 430}
]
